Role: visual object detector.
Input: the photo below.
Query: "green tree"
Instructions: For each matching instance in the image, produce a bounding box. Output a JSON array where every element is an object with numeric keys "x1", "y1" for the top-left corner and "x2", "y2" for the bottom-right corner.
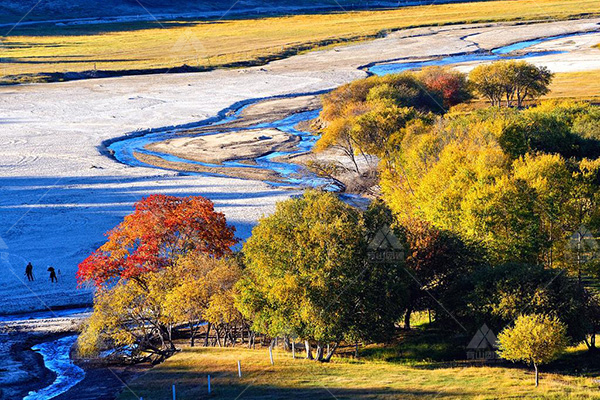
[
  {"x1": 465, "y1": 263, "x2": 592, "y2": 345},
  {"x1": 237, "y1": 190, "x2": 407, "y2": 361},
  {"x1": 498, "y1": 314, "x2": 568, "y2": 387},
  {"x1": 460, "y1": 176, "x2": 544, "y2": 264}
]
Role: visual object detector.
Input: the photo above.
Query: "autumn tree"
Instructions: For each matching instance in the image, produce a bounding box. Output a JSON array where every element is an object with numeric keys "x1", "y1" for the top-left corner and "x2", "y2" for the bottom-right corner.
[
  {"x1": 79, "y1": 254, "x2": 244, "y2": 359},
  {"x1": 78, "y1": 271, "x2": 178, "y2": 361},
  {"x1": 469, "y1": 60, "x2": 553, "y2": 107},
  {"x1": 398, "y1": 218, "x2": 478, "y2": 329},
  {"x1": 315, "y1": 72, "x2": 444, "y2": 177},
  {"x1": 498, "y1": 314, "x2": 568, "y2": 387},
  {"x1": 417, "y1": 66, "x2": 473, "y2": 109},
  {"x1": 163, "y1": 254, "x2": 243, "y2": 347},
  {"x1": 77, "y1": 195, "x2": 237, "y2": 286},
  {"x1": 380, "y1": 101, "x2": 600, "y2": 266},
  {"x1": 237, "y1": 190, "x2": 407, "y2": 362}
]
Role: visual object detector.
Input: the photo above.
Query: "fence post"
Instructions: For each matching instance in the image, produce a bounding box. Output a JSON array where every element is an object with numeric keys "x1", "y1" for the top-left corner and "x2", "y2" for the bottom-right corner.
[{"x1": 238, "y1": 360, "x2": 242, "y2": 378}]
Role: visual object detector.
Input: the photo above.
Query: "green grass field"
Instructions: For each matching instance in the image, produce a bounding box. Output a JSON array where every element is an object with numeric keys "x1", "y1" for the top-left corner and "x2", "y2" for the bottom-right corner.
[
  {"x1": 117, "y1": 343, "x2": 600, "y2": 400},
  {"x1": 1, "y1": 0, "x2": 599, "y2": 83}
]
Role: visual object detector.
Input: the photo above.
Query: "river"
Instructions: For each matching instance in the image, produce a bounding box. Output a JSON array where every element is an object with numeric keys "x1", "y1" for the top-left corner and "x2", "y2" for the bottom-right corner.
[{"x1": 107, "y1": 31, "x2": 597, "y2": 186}]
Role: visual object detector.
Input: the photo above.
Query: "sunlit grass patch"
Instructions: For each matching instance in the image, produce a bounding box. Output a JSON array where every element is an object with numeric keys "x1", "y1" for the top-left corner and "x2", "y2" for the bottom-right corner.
[
  {"x1": 1, "y1": 0, "x2": 599, "y2": 83},
  {"x1": 548, "y1": 70, "x2": 600, "y2": 100},
  {"x1": 117, "y1": 346, "x2": 600, "y2": 399}
]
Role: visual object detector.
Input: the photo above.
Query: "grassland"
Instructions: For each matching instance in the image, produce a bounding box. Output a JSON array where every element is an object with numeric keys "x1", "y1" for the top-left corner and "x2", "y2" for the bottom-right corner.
[
  {"x1": 116, "y1": 345, "x2": 600, "y2": 400},
  {"x1": 1, "y1": 0, "x2": 599, "y2": 83},
  {"x1": 548, "y1": 69, "x2": 600, "y2": 101}
]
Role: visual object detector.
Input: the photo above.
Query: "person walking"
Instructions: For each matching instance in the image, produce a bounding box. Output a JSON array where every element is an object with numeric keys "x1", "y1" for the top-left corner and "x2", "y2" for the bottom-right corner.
[
  {"x1": 48, "y1": 266, "x2": 57, "y2": 283},
  {"x1": 25, "y1": 262, "x2": 34, "y2": 281}
]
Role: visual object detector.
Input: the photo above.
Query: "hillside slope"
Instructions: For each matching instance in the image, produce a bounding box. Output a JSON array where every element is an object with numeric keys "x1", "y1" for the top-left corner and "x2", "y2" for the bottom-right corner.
[{"x1": 0, "y1": 0, "x2": 407, "y2": 24}]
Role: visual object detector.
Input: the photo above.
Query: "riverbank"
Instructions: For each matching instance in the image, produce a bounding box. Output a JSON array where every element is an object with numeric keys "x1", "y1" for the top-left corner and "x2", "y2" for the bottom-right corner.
[
  {"x1": 0, "y1": 315, "x2": 85, "y2": 399},
  {"x1": 0, "y1": 309, "x2": 150, "y2": 400},
  {"x1": 3, "y1": 0, "x2": 600, "y2": 84},
  {"x1": 124, "y1": 95, "x2": 323, "y2": 183}
]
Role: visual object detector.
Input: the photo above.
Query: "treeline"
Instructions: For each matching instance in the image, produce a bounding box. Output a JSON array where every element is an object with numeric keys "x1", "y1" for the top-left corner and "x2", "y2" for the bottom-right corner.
[
  {"x1": 77, "y1": 60, "x2": 600, "y2": 365},
  {"x1": 313, "y1": 60, "x2": 600, "y2": 351}
]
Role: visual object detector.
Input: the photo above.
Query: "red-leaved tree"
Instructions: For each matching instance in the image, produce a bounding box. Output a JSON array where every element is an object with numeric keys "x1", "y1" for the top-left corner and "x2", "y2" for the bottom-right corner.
[
  {"x1": 77, "y1": 195, "x2": 237, "y2": 287},
  {"x1": 417, "y1": 66, "x2": 472, "y2": 109}
]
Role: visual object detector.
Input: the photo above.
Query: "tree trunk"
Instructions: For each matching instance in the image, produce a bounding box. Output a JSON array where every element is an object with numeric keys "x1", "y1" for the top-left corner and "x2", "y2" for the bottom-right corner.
[
  {"x1": 215, "y1": 327, "x2": 222, "y2": 347},
  {"x1": 204, "y1": 323, "x2": 212, "y2": 347},
  {"x1": 404, "y1": 307, "x2": 412, "y2": 330},
  {"x1": 315, "y1": 343, "x2": 324, "y2": 361},
  {"x1": 534, "y1": 363, "x2": 539, "y2": 387},
  {"x1": 305, "y1": 340, "x2": 313, "y2": 360},
  {"x1": 190, "y1": 322, "x2": 196, "y2": 347},
  {"x1": 324, "y1": 342, "x2": 339, "y2": 362}
]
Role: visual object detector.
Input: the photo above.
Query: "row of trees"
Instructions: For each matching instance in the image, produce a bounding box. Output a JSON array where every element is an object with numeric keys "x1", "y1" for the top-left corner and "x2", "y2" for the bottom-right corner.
[
  {"x1": 309, "y1": 61, "x2": 600, "y2": 360},
  {"x1": 77, "y1": 190, "x2": 600, "y2": 365},
  {"x1": 77, "y1": 62, "x2": 598, "y2": 382},
  {"x1": 313, "y1": 61, "x2": 553, "y2": 185}
]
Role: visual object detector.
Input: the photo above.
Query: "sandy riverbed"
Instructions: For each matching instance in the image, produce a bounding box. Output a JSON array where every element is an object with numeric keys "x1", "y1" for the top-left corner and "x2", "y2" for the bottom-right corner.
[
  {"x1": 0, "y1": 18, "x2": 599, "y2": 316},
  {"x1": 140, "y1": 95, "x2": 319, "y2": 181}
]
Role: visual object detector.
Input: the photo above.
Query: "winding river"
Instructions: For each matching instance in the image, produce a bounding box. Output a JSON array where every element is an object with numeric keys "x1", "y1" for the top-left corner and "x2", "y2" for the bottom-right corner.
[
  {"x1": 26, "y1": 30, "x2": 598, "y2": 400},
  {"x1": 23, "y1": 336, "x2": 85, "y2": 400},
  {"x1": 107, "y1": 31, "x2": 597, "y2": 187}
]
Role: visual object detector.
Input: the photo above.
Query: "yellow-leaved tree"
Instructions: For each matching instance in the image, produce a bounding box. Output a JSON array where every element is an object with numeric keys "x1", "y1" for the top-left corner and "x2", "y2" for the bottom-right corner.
[
  {"x1": 163, "y1": 254, "x2": 243, "y2": 348},
  {"x1": 498, "y1": 314, "x2": 568, "y2": 387}
]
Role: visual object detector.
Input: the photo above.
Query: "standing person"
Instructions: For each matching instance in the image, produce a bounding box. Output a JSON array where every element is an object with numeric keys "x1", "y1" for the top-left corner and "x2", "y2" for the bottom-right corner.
[
  {"x1": 25, "y1": 262, "x2": 34, "y2": 281},
  {"x1": 48, "y1": 266, "x2": 57, "y2": 283}
]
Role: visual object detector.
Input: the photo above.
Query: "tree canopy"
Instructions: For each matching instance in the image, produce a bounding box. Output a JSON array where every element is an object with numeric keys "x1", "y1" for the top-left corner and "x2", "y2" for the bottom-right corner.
[
  {"x1": 77, "y1": 195, "x2": 237, "y2": 286},
  {"x1": 469, "y1": 60, "x2": 553, "y2": 107},
  {"x1": 237, "y1": 190, "x2": 407, "y2": 361},
  {"x1": 498, "y1": 314, "x2": 568, "y2": 386}
]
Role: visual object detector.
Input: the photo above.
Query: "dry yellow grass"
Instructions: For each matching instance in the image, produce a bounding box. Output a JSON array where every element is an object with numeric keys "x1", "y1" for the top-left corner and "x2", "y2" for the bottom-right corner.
[
  {"x1": 1, "y1": 0, "x2": 599, "y2": 81},
  {"x1": 547, "y1": 69, "x2": 600, "y2": 101},
  {"x1": 116, "y1": 347, "x2": 600, "y2": 399}
]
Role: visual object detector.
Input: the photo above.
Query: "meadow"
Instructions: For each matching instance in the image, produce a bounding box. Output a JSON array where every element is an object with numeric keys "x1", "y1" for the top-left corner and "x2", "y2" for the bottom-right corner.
[
  {"x1": 548, "y1": 70, "x2": 600, "y2": 101},
  {"x1": 116, "y1": 344, "x2": 600, "y2": 400},
  {"x1": 1, "y1": 0, "x2": 599, "y2": 83}
]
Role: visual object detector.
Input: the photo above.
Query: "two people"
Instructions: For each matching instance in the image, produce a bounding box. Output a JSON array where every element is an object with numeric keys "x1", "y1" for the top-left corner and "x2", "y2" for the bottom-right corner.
[{"x1": 24, "y1": 262, "x2": 59, "y2": 283}]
